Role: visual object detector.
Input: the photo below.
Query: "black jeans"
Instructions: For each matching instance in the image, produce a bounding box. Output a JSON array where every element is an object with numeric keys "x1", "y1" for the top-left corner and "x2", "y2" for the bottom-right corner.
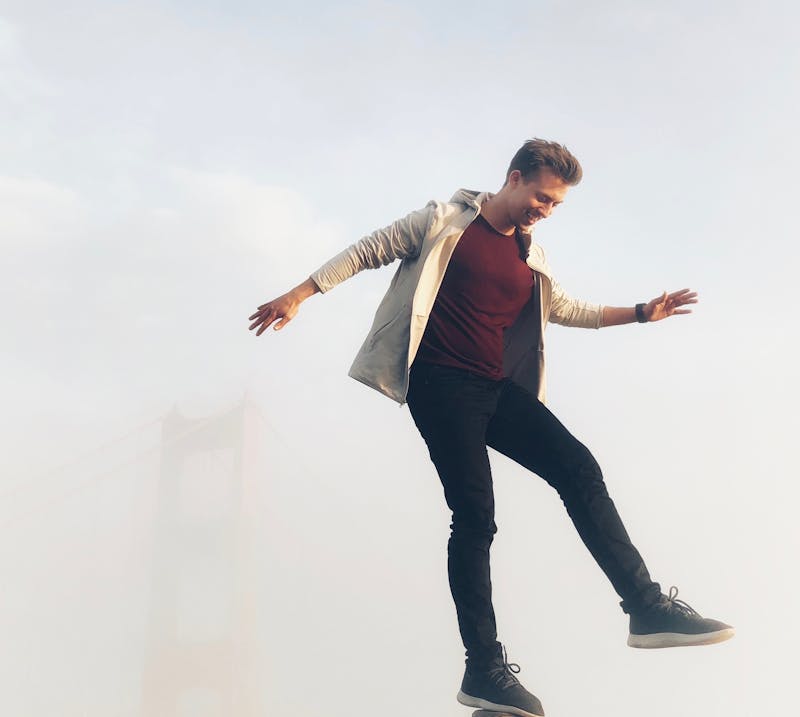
[{"x1": 406, "y1": 362, "x2": 662, "y2": 665}]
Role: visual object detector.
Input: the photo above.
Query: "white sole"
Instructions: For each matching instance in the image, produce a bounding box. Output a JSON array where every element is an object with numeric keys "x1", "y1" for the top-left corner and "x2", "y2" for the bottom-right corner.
[
  {"x1": 457, "y1": 690, "x2": 544, "y2": 717},
  {"x1": 628, "y1": 627, "x2": 735, "y2": 648}
]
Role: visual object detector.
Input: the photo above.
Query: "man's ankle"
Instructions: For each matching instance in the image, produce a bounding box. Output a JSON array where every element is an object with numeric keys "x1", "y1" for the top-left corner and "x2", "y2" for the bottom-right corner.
[
  {"x1": 465, "y1": 642, "x2": 503, "y2": 670},
  {"x1": 620, "y1": 583, "x2": 663, "y2": 614}
]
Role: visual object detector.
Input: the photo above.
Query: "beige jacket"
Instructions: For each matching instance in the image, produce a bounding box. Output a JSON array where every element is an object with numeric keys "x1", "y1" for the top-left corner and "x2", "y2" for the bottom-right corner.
[{"x1": 310, "y1": 189, "x2": 604, "y2": 405}]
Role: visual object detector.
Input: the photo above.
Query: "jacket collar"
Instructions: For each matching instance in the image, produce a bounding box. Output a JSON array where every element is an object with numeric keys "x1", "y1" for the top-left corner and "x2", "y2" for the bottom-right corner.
[{"x1": 449, "y1": 188, "x2": 491, "y2": 209}]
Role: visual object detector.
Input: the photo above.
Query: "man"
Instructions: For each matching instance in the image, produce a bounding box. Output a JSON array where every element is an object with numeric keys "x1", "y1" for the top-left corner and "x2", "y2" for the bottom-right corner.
[{"x1": 248, "y1": 139, "x2": 733, "y2": 717}]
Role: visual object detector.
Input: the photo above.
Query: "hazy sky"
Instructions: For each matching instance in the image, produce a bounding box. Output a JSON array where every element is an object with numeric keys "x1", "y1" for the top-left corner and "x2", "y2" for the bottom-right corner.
[{"x1": 2, "y1": 1, "x2": 798, "y2": 716}]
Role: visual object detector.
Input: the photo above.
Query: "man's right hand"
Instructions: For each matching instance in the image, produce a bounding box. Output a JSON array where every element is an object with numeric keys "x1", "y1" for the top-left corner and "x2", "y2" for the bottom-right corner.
[{"x1": 248, "y1": 277, "x2": 320, "y2": 336}]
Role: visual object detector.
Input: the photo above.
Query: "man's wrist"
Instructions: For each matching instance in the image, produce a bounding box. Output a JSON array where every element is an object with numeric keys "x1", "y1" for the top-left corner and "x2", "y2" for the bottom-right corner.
[
  {"x1": 292, "y1": 277, "x2": 321, "y2": 302},
  {"x1": 635, "y1": 303, "x2": 648, "y2": 323}
]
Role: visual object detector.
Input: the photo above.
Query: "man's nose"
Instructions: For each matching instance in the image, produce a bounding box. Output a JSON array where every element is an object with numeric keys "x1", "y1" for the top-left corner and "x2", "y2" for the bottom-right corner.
[{"x1": 540, "y1": 203, "x2": 554, "y2": 218}]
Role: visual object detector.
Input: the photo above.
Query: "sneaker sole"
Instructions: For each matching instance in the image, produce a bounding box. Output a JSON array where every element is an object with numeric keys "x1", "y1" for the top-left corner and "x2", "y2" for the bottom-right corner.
[
  {"x1": 628, "y1": 627, "x2": 735, "y2": 648},
  {"x1": 457, "y1": 690, "x2": 544, "y2": 717}
]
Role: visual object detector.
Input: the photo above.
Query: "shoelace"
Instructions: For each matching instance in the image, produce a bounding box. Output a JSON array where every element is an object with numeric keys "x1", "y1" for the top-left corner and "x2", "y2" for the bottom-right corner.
[
  {"x1": 663, "y1": 586, "x2": 700, "y2": 616},
  {"x1": 487, "y1": 645, "x2": 522, "y2": 689}
]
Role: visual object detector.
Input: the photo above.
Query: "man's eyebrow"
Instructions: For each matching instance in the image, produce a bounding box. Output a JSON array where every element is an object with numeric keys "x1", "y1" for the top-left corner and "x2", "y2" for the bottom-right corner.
[{"x1": 538, "y1": 191, "x2": 562, "y2": 204}]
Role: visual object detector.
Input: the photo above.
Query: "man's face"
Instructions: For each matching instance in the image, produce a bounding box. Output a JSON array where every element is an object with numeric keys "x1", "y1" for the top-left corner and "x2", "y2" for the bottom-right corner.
[{"x1": 506, "y1": 168, "x2": 571, "y2": 232}]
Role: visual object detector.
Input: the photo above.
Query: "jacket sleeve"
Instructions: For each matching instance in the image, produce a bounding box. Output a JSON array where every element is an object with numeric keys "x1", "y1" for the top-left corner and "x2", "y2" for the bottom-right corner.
[
  {"x1": 309, "y1": 203, "x2": 435, "y2": 293},
  {"x1": 548, "y1": 275, "x2": 604, "y2": 329}
]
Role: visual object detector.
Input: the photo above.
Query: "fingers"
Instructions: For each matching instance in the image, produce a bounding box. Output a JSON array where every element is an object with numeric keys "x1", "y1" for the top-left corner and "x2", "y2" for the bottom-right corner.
[
  {"x1": 651, "y1": 288, "x2": 699, "y2": 310},
  {"x1": 269, "y1": 310, "x2": 295, "y2": 332},
  {"x1": 249, "y1": 307, "x2": 274, "y2": 328},
  {"x1": 667, "y1": 288, "x2": 699, "y2": 304},
  {"x1": 251, "y1": 307, "x2": 274, "y2": 324},
  {"x1": 248, "y1": 304, "x2": 278, "y2": 335},
  {"x1": 648, "y1": 290, "x2": 668, "y2": 306},
  {"x1": 254, "y1": 318, "x2": 273, "y2": 336},
  {"x1": 248, "y1": 298, "x2": 297, "y2": 335}
]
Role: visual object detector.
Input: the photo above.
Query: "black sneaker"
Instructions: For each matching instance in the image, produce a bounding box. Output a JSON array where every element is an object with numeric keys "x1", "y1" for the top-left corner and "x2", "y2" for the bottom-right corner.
[
  {"x1": 628, "y1": 586, "x2": 735, "y2": 648},
  {"x1": 457, "y1": 645, "x2": 544, "y2": 717}
]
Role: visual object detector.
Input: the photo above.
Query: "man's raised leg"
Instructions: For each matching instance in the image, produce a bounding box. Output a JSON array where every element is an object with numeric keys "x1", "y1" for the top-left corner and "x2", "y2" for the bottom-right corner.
[{"x1": 486, "y1": 379, "x2": 733, "y2": 648}]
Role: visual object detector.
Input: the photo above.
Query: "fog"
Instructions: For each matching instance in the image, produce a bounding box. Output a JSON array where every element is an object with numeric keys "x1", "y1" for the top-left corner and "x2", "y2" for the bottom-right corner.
[{"x1": 2, "y1": 1, "x2": 798, "y2": 715}]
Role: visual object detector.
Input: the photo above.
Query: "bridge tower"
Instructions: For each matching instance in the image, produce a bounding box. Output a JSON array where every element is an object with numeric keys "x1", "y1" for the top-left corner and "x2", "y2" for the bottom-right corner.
[{"x1": 140, "y1": 398, "x2": 263, "y2": 717}]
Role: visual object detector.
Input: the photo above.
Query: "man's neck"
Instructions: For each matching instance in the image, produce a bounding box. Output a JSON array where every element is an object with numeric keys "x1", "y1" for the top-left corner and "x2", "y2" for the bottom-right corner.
[{"x1": 479, "y1": 193, "x2": 515, "y2": 236}]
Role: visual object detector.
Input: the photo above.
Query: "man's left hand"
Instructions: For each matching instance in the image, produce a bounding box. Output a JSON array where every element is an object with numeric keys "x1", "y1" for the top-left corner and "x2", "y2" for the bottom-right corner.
[{"x1": 644, "y1": 288, "x2": 698, "y2": 322}]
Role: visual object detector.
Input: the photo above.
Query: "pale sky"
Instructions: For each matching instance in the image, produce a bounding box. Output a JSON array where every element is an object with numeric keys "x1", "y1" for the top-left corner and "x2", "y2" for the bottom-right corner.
[{"x1": 1, "y1": 1, "x2": 798, "y2": 716}]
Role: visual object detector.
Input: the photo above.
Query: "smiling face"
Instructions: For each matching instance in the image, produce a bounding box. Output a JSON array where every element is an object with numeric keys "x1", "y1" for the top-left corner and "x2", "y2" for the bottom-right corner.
[{"x1": 505, "y1": 167, "x2": 571, "y2": 232}]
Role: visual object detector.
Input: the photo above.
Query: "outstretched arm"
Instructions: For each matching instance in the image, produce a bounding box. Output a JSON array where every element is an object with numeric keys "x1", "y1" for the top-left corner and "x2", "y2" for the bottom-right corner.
[
  {"x1": 248, "y1": 277, "x2": 320, "y2": 335},
  {"x1": 601, "y1": 288, "x2": 698, "y2": 327},
  {"x1": 247, "y1": 202, "x2": 434, "y2": 337}
]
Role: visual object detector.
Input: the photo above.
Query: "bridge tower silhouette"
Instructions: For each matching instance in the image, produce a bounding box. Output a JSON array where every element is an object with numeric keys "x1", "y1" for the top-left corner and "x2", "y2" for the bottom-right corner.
[{"x1": 140, "y1": 398, "x2": 264, "y2": 717}]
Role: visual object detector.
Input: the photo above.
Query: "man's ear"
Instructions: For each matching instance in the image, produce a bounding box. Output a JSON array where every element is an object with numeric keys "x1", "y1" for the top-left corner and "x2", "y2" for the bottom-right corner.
[{"x1": 507, "y1": 169, "x2": 523, "y2": 187}]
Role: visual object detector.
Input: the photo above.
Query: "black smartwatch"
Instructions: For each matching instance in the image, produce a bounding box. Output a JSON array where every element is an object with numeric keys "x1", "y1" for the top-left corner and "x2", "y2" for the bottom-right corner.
[{"x1": 635, "y1": 303, "x2": 647, "y2": 323}]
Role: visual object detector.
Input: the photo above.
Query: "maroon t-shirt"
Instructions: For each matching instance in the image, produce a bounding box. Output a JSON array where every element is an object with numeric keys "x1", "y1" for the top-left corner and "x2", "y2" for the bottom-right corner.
[{"x1": 415, "y1": 214, "x2": 535, "y2": 380}]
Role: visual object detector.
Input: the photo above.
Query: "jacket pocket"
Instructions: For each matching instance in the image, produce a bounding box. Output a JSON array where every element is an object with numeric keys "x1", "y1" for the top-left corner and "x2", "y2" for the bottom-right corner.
[{"x1": 367, "y1": 305, "x2": 407, "y2": 350}]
